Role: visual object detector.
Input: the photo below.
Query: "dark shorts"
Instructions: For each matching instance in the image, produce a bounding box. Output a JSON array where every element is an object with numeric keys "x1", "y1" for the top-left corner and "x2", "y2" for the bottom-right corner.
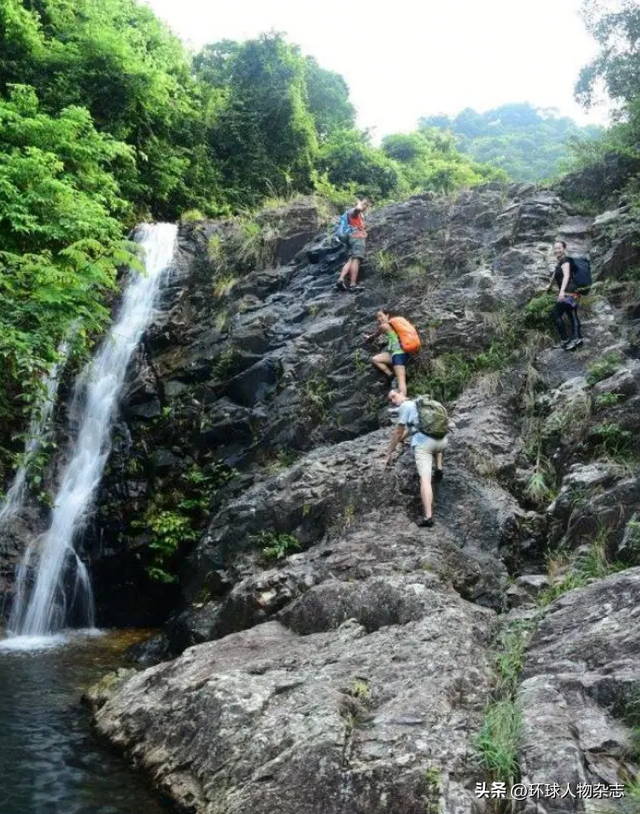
[
  {"x1": 348, "y1": 237, "x2": 366, "y2": 259},
  {"x1": 391, "y1": 352, "x2": 410, "y2": 367}
]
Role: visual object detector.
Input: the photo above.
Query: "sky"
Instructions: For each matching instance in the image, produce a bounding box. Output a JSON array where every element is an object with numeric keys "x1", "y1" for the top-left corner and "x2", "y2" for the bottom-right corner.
[{"x1": 143, "y1": 0, "x2": 610, "y2": 137}]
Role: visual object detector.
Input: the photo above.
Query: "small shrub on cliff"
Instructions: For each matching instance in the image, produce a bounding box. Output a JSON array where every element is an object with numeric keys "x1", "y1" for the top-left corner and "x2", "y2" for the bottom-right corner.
[
  {"x1": 236, "y1": 219, "x2": 279, "y2": 270},
  {"x1": 522, "y1": 292, "x2": 555, "y2": 331},
  {"x1": 413, "y1": 353, "x2": 471, "y2": 404},
  {"x1": 261, "y1": 446, "x2": 300, "y2": 474},
  {"x1": 253, "y1": 530, "x2": 301, "y2": 562},
  {"x1": 474, "y1": 700, "x2": 523, "y2": 786},
  {"x1": 524, "y1": 468, "x2": 555, "y2": 507},
  {"x1": 180, "y1": 209, "x2": 206, "y2": 223},
  {"x1": 300, "y1": 374, "x2": 337, "y2": 420},
  {"x1": 145, "y1": 509, "x2": 199, "y2": 583},
  {"x1": 539, "y1": 525, "x2": 623, "y2": 606},
  {"x1": 596, "y1": 392, "x2": 623, "y2": 408},
  {"x1": 373, "y1": 250, "x2": 400, "y2": 278},
  {"x1": 212, "y1": 345, "x2": 241, "y2": 379},
  {"x1": 586, "y1": 354, "x2": 621, "y2": 386},
  {"x1": 137, "y1": 461, "x2": 236, "y2": 583},
  {"x1": 213, "y1": 274, "x2": 237, "y2": 299},
  {"x1": 312, "y1": 170, "x2": 358, "y2": 211},
  {"x1": 207, "y1": 234, "x2": 223, "y2": 268},
  {"x1": 591, "y1": 421, "x2": 634, "y2": 459},
  {"x1": 350, "y1": 679, "x2": 371, "y2": 701}
]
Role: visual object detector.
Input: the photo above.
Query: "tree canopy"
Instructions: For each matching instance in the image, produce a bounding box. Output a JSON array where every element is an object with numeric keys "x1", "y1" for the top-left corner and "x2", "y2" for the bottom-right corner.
[
  {"x1": 421, "y1": 103, "x2": 602, "y2": 183},
  {"x1": 576, "y1": 0, "x2": 640, "y2": 111},
  {"x1": 564, "y1": 0, "x2": 640, "y2": 206}
]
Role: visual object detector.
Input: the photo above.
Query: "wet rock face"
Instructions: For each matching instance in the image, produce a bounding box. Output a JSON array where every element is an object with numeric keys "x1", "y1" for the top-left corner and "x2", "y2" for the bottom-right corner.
[{"x1": 78, "y1": 181, "x2": 640, "y2": 810}]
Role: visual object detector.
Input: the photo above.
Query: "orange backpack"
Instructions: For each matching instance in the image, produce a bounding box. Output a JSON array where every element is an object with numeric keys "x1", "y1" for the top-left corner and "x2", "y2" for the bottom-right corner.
[{"x1": 389, "y1": 317, "x2": 421, "y2": 354}]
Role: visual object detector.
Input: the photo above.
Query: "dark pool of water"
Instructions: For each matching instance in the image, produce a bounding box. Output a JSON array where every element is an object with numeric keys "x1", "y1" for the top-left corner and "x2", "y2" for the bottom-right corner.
[{"x1": 0, "y1": 630, "x2": 174, "y2": 814}]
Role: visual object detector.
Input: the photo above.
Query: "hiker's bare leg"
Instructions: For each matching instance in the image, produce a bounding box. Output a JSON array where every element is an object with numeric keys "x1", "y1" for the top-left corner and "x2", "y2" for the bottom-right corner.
[
  {"x1": 372, "y1": 352, "x2": 393, "y2": 378},
  {"x1": 349, "y1": 258, "x2": 361, "y2": 286},
  {"x1": 420, "y1": 475, "x2": 434, "y2": 519},
  {"x1": 393, "y1": 363, "x2": 407, "y2": 396},
  {"x1": 338, "y1": 258, "x2": 352, "y2": 283},
  {"x1": 435, "y1": 452, "x2": 443, "y2": 471}
]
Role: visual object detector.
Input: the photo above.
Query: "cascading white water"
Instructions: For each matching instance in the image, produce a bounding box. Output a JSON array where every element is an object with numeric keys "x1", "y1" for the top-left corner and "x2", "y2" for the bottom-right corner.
[
  {"x1": 8, "y1": 223, "x2": 177, "y2": 639},
  {"x1": 0, "y1": 339, "x2": 70, "y2": 529}
]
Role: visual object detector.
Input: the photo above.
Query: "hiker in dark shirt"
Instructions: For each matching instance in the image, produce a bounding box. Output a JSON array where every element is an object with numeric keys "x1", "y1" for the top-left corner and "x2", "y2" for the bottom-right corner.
[
  {"x1": 547, "y1": 240, "x2": 583, "y2": 351},
  {"x1": 336, "y1": 199, "x2": 369, "y2": 292}
]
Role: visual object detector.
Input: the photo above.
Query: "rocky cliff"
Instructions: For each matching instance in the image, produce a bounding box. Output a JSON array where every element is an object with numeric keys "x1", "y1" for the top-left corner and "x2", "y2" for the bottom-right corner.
[{"x1": 73, "y1": 183, "x2": 640, "y2": 810}]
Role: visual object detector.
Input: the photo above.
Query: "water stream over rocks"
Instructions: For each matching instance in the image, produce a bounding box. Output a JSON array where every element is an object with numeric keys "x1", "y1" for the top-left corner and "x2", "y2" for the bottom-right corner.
[
  {"x1": 8, "y1": 223, "x2": 177, "y2": 639},
  {"x1": 0, "y1": 336, "x2": 70, "y2": 529}
]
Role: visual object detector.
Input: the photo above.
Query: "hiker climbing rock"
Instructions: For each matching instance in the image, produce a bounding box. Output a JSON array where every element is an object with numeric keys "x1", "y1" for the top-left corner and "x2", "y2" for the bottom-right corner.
[
  {"x1": 364, "y1": 310, "x2": 421, "y2": 396},
  {"x1": 547, "y1": 240, "x2": 587, "y2": 351},
  {"x1": 385, "y1": 390, "x2": 448, "y2": 528},
  {"x1": 335, "y1": 199, "x2": 370, "y2": 292}
]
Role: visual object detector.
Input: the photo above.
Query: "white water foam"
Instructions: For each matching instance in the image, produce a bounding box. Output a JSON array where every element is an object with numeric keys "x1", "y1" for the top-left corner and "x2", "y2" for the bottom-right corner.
[{"x1": 0, "y1": 628, "x2": 103, "y2": 653}]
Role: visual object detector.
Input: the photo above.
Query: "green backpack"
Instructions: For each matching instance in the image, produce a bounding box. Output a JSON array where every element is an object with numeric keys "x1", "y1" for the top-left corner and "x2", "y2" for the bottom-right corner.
[{"x1": 414, "y1": 395, "x2": 449, "y2": 439}]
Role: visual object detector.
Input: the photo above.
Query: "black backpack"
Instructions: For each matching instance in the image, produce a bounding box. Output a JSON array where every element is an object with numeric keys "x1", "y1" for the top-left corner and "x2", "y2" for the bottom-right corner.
[{"x1": 571, "y1": 257, "x2": 592, "y2": 289}]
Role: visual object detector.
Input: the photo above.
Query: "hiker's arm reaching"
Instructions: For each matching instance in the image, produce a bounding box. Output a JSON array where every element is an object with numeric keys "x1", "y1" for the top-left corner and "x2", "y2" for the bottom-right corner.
[
  {"x1": 385, "y1": 425, "x2": 405, "y2": 465},
  {"x1": 363, "y1": 325, "x2": 382, "y2": 342},
  {"x1": 558, "y1": 261, "x2": 571, "y2": 300},
  {"x1": 545, "y1": 270, "x2": 556, "y2": 293}
]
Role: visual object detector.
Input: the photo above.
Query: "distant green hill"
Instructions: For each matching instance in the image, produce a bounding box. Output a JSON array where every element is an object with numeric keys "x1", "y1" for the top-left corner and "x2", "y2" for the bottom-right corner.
[{"x1": 420, "y1": 103, "x2": 603, "y2": 183}]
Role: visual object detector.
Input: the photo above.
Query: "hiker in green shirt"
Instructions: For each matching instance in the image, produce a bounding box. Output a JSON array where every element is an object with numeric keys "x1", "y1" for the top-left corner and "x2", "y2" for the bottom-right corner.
[{"x1": 364, "y1": 310, "x2": 409, "y2": 396}]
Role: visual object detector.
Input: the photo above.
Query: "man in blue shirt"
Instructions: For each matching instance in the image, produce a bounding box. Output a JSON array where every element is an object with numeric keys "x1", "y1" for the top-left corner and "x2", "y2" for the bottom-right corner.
[{"x1": 384, "y1": 390, "x2": 447, "y2": 528}]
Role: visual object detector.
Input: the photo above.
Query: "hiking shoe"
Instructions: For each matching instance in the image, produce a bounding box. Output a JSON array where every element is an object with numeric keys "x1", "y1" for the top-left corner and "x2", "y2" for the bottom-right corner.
[
  {"x1": 564, "y1": 338, "x2": 582, "y2": 351},
  {"x1": 554, "y1": 339, "x2": 570, "y2": 350},
  {"x1": 433, "y1": 469, "x2": 443, "y2": 483},
  {"x1": 336, "y1": 280, "x2": 349, "y2": 292},
  {"x1": 416, "y1": 517, "x2": 434, "y2": 528},
  {"x1": 349, "y1": 284, "x2": 364, "y2": 292}
]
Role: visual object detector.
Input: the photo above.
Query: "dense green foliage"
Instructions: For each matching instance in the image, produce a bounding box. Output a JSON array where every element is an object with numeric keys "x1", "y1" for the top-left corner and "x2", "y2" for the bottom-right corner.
[
  {"x1": 421, "y1": 103, "x2": 602, "y2": 182},
  {"x1": 383, "y1": 128, "x2": 503, "y2": 192},
  {"x1": 0, "y1": 84, "x2": 137, "y2": 449},
  {"x1": 0, "y1": 0, "x2": 216, "y2": 218},
  {"x1": 200, "y1": 35, "x2": 318, "y2": 207}
]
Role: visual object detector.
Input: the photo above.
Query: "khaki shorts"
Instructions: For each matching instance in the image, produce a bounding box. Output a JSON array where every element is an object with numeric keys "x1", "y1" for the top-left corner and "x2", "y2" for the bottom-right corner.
[{"x1": 414, "y1": 437, "x2": 448, "y2": 479}]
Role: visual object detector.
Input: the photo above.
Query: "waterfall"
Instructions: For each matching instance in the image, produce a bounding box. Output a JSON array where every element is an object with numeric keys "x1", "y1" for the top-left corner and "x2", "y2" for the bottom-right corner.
[
  {"x1": 8, "y1": 223, "x2": 177, "y2": 639},
  {"x1": 0, "y1": 338, "x2": 70, "y2": 529}
]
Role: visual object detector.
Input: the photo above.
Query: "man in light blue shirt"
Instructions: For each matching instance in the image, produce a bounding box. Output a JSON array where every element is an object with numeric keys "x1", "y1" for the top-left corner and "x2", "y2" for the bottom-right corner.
[{"x1": 384, "y1": 390, "x2": 447, "y2": 528}]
